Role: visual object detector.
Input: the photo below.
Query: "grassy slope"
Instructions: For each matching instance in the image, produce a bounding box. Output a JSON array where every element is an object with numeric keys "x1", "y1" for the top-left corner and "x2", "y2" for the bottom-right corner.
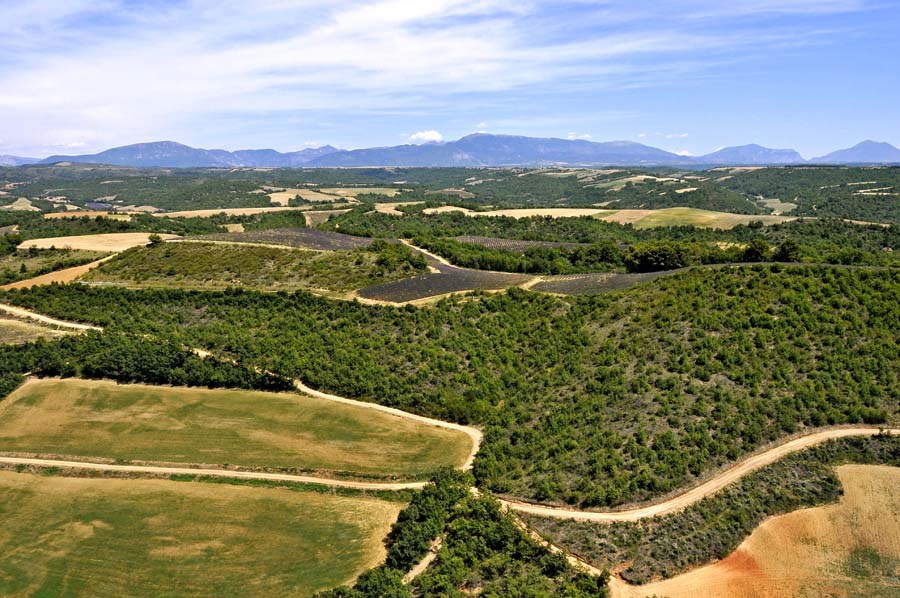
[
  {"x1": 4, "y1": 265, "x2": 899, "y2": 506},
  {"x1": 81, "y1": 241, "x2": 421, "y2": 294},
  {"x1": 0, "y1": 379, "x2": 472, "y2": 478},
  {"x1": 0, "y1": 471, "x2": 401, "y2": 597}
]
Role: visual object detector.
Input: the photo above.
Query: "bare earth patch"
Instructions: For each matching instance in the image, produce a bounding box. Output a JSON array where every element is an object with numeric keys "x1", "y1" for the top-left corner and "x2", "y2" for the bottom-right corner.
[{"x1": 611, "y1": 465, "x2": 900, "y2": 598}]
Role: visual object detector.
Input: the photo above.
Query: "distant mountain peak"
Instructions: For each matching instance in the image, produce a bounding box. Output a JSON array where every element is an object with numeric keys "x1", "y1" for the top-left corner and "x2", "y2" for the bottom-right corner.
[
  {"x1": 699, "y1": 144, "x2": 804, "y2": 165},
  {"x1": 813, "y1": 140, "x2": 900, "y2": 164}
]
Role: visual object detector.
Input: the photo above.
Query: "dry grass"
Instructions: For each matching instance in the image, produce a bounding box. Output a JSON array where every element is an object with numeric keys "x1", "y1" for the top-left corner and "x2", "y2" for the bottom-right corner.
[
  {"x1": 613, "y1": 465, "x2": 900, "y2": 598},
  {"x1": 1, "y1": 256, "x2": 112, "y2": 290},
  {"x1": 374, "y1": 202, "x2": 424, "y2": 216},
  {"x1": 422, "y1": 207, "x2": 611, "y2": 219},
  {"x1": 18, "y1": 233, "x2": 180, "y2": 252},
  {"x1": 0, "y1": 198, "x2": 39, "y2": 212},
  {"x1": 0, "y1": 378, "x2": 474, "y2": 478},
  {"x1": 153, "y1": 206, "x2": 311, "y2": 218},
  {"x1": 268, "y1": 188, "x2": 344, "y2": 205},
  {"x1": 0, "y1": 317, "x2": 70, "y2": 344},
  {"x1": 321, "y1": 187, "x2": 401, "y2": 198},
  {"x1": 44, "y1": 211, "x2": 132, "y2": 221},
  {"x1": 0, "y1": 470, "x2": 402, "y2": 597},
  {"x1": 599, "y1": 207, "x2": 795, "y2": 229}
]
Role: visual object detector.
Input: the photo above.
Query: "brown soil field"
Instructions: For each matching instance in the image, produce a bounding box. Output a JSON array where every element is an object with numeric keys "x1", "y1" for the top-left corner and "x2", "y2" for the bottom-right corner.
[
  {"x1": 612, "y1": 465, "x2": 900, "y2": 598},
  {"x1": 18, "y1": 233, "x2": 180, "y2": 252}
]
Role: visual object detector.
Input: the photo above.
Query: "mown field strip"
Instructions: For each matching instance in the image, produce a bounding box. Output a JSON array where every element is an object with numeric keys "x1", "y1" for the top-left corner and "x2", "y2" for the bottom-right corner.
[
  {"x1": 503, "y1": 427, "x2": 900, "y2": 521},
  {"x1": 0, "y1": 456, "x2": 427, "y2": 490}
]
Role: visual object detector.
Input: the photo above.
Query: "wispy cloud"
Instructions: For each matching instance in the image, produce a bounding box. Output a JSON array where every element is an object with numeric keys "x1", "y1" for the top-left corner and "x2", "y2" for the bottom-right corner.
[{"x1": 0, "y1": 0, "x2": 880, "y2": 155}]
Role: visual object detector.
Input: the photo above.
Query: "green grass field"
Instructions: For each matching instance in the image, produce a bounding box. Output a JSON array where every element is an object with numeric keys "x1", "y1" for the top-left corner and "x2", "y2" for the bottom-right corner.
[
  {"x1": 0, "y1": 471, "x2": 401, "y2": 597},
  {"x1": 0, "y1": 379, "x2": 472, "y2": 478},
  {"x1": 0, "y1": 317, "x2": 70, "y2": 344},
  {"x1": 81, "y1": 241, "x2": 422, "y2": 295}
]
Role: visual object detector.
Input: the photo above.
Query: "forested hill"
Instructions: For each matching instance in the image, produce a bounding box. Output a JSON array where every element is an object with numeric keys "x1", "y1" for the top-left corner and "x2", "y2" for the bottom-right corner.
[{"x1": 3, "y1": 264, "x2": 899, "y2": 507}]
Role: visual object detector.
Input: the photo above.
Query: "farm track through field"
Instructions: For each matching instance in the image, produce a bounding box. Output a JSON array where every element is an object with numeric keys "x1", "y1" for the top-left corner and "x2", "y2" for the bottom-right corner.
[
  {"x1": 0, "y1": 298, "x2": 894, "y2": 513},
  {"x1": 0, "y1": 456, "x2": 427, "y2": 490}
]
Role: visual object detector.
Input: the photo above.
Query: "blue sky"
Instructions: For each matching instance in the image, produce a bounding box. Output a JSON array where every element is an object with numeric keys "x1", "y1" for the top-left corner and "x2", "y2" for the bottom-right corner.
[{"x1": 1, "y1": 0, "x2": 898, "y2": 158}]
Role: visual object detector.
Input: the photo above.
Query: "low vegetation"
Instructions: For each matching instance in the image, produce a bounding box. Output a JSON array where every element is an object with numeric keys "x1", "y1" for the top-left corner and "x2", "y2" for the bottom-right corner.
[
  {"x1": 318, "y1": 470, "x2": 609, "y2": 598},
  {"x1": 0, "y1": 317, "x2": 70, "y2": 344},
  {"x1": 0, "y1": 378, "x2": 473, "y2": 479},
  {"x1": 525, "y1": 434, "x2": 900, "y2": 584},
  {"x1": 5, "y1": 265, "x2": 898, "y2": 507},
  {"x1": 82, "y1": 240, "x2": 427, "y2": 294},
  {"x1": 0, "y1": 471, "x2": 401, "y2": 597}
]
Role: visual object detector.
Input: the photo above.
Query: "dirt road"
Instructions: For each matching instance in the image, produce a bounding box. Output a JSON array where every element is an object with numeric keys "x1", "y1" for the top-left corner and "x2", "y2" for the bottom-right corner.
[
  {"x1": 0, "y1": 456, "x2": 428, "y2": 490},
  {"x1": 502, "y1": 427, "x2": 899, "y2": 521},
  {"x1": 0, "y1": 303, "x2": 101, "y2": 331}
]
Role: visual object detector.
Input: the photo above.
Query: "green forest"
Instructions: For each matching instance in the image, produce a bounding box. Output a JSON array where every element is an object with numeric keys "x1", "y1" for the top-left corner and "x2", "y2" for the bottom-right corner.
[{"x1": 3, "y1": 264, "x2": 898, "y2": 506}]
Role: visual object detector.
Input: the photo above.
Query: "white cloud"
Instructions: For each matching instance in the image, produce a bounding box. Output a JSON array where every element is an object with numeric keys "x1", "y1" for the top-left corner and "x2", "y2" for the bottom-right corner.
[
  {"x1": 665, "y1": 133, "x2": 690, "y2": 139},
  {"x1": 476, "y1": 122, "x2": 488, "y2": 130},
  {"x1": 408, "y1": 130, "x2": 444, "y2": 144},
  {"x1": 567, "y1": 132, "x2": 593, "y2": 140},
  {"x1": 675, "y1": 150, "x2": 694, "y2": 156},
  {"x1": 0, "y1": 0, "x2": 872, "y2": 154}
]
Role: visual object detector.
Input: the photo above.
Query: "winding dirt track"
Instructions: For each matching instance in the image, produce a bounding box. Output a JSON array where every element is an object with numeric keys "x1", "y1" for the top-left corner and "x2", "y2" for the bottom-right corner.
[
  {"x1": 0, "y1": 303, "x2": 101, "y2": 331},
  {"x1": 502, "y1": 427, "x2": 900, "y2": 521},
  {"x1": 0, "y1": 456, "x2": 427, "y2": 490},
  {"x1": 0, "y1": 304, "x2": 896, "y2": 515}
]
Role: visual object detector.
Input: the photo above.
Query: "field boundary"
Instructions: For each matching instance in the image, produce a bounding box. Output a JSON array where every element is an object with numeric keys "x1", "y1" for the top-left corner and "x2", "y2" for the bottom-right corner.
[{"x1": 0, "y1": 455, "x2": 428, "y2": 490}]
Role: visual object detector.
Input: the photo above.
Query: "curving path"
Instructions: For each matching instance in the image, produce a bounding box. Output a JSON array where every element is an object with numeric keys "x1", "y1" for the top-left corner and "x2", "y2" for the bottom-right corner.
[
  {"x1": 0, "y1": 302, "x2": 101, "y2": 331},
  {"x1": 502, "y1": 427, "x2": 900, "y2": 521}
]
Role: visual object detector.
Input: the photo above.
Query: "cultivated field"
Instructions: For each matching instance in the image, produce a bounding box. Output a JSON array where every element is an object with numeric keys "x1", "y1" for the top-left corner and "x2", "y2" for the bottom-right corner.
[
  {"x1": 357, "y1": 266, "x2": 531, "y2": 303},
  {"x1": 82, "y1": 241, "x2": 417, "y2": 294},
  {"x1": 152, "y1": 206, "x2": 313, "y2": 218},
  {"x1": 0, "y1": 197, "x2": 39, "y2": 211},
  {"x1": 0, "y1": 471, "x2": 402, "y2": 597},
  {"x1": 453, "y1": 235, "x2": 587, "y2": 252},
  {"x1": 423, "y1": 206, "x2": 794, "y2": 229},
  {"x1": 2, "y1": 256, "x2": 111, "y2": 290},
  {"x1": 531, "y1": 271, "x2": 675, "y2": 295},
  {"x1": 0, "y1": 317, "x2": 70, "y2": 344},
  {"x1": 196, "y1": 228, "x2": 375, "y2": 251},
  {"x1": 0, "y1": 379, "x2": 474, "y2": 478},
  {"x1": 44, "y1": 211, "x2": 132, "y2": 221},
  {"x1": 321, "y1": 187, "x2": 402, "y2": 198},
  {"x1": 614, "y1": 465, "x2": 900, "y2": 598},
  {"x1": 18, "y1": 233, "x2": 180, "y2": 252},
  {"x1": 267, "y1": 188, "x2": 344, "y2": 205}
]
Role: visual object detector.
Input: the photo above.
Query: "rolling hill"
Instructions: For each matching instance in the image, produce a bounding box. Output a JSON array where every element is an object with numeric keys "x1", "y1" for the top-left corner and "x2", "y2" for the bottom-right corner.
[{"x1": 812, "y1": 140, "x2": 900, "y2": 164}]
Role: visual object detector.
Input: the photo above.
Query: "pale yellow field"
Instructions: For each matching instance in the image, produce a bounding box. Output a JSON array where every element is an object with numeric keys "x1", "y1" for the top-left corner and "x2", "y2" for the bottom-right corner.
[
  {"x1": 374, "y1": 201, "x2": 424, "y2": 215},
  {"x1": 18, "y1": 233, "x2": 180, "y2": 252},
  {"x1": 44, "y1": 211, "x2": 132, "y2": 221},
  {"x1": 1, "y1": 257, "x2": 112, "y2": 290},
  {"x1": 0, "y1": 198, "x2": 39, "y2": 211},
  {"x1": 268, "y1": 188, "x2": 343, "y2": 205},
  {"x1": 304, "y1": 209, "x2": 352, "y2": 226},
  {"x1": 321, "y1": 187, "x2": 402, "y2": 198},
  {"x1": 223, "y1": 223, "x2": 245, "y2": 233},
  {"x1": 613, "y1": 465, "x2": 900, "y2": 598},
  {"x1": 422, "y1": 206, "x2": 612, "y2": 219},
  {"x1": 153, "y1": 206, "x2": 310, "y2": 218}
]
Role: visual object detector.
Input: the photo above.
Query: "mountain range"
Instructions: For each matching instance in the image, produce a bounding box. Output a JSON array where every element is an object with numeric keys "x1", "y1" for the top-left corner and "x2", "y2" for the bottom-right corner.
[{"x1": 5, "y1": 136, "x2": 898, "y2": 168}]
